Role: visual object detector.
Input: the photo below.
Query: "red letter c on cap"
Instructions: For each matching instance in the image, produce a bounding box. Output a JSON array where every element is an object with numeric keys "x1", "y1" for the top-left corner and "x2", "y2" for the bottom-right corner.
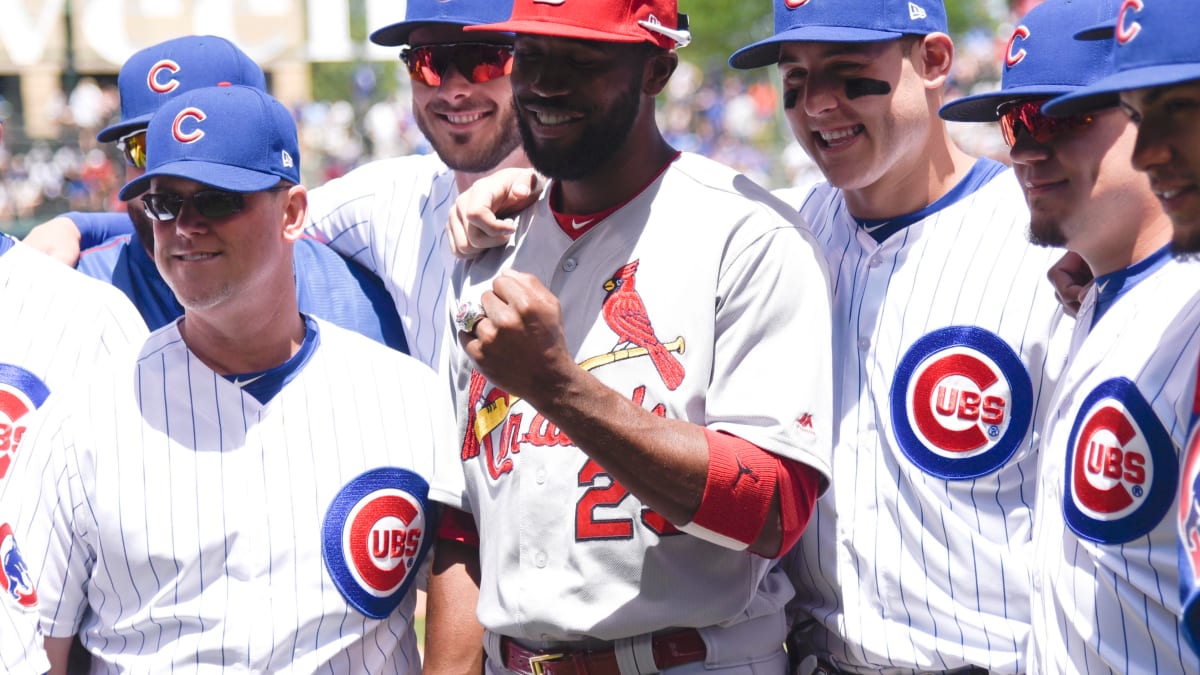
[
  {"x1": 1005, "y1": 26, "x2": 1030, "y2": 68},
  {"x1": 172, "y1": 107, "x2": 206, "y2": 143},
  {"x1": 148, "y1": 60, "x2": 181, "y2": 94},
  {"x1": 1117, "y1": 0, "x2": 1143, "y2": 44}
]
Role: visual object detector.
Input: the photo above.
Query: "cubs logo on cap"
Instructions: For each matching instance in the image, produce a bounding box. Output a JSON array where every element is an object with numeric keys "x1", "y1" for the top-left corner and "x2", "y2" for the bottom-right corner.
[
  {"x1": 1064, "y1": 378, "x2": 1175, "y2": 544},
  {"x1": 0, "y1": 364, "x2": 50, "y2": 481},
  {"x1": 97, "y1": 35, "x2": 266, "y2": 143},
  {"x1": 938, "y1": 0, "x2": 1121, "y2": 122},
  {"x1": 118, "y1": 85, "x2": 300, "y2": 201},
  {"x1": 1044, "y1": 0, "x2": 1200, "y2": 116},
  {"x1": 730, "y1": 0, "x2": 949, "y2": 70},
  {"x1": 890, "y1": 327, "x2": 1033, "y2": 480},
  {"x1": 322, "y1": 467, "x2": 437, "y2": 619},
  {"x1": 467, "y1": 0, "x2": 691, "y2": 50},
  {"x1": 0, "y1": 523, "x2": 37, "y2": 608}
]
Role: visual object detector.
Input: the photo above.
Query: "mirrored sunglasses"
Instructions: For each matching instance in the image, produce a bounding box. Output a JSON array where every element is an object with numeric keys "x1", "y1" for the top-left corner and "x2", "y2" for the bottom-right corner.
[
  {"x1": 117, "y1": 130, "x2": 147, "y2": 169},
  {"x1": 997, "y1": 99, "x2": 1095, "y2": 147},
  {"x1": 399, "y1": 42, "x2": 513, "y2": 87},
  {"x1": 141, "y1": 186, "x2": 287, "y2": 222}
]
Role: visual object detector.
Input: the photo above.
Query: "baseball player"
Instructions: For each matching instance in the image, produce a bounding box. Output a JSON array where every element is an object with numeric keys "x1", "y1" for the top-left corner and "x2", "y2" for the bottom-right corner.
[
  {"x1": 940, "y1": 1, "x2": 1200, "y2": 671},
  {"x1": 21, "y1": 35, "x2": 408, "y2": 352},
  {"x1": 1040, "y1": 0, "x2": 1200, "y2": 654},
  {"x1": 0, "y1": 85, "x2": 453, "y2": 672},
  {"x1": 724, "y1": 0, "x2": 1069, "y2": 672},
  {"x1": 424, "y1": 0, "x2": 834, "y2": 672}
]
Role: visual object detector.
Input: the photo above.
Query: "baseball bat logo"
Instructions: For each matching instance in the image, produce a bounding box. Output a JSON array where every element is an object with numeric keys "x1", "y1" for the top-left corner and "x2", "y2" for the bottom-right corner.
[
  {"x1": 322, "y1": 467, "x2": 435, "y2": 619},
  {"x1": 147, "y1": 59, "x2": 182, "y2": 94},
  {"x1": 891, "y1": 327, "x2": 1032, "y2": 480},
  {"x1": 1065, "y1": 378, "x2": 1175, "y2": 544},
  {"x1": 1005, "y1": 25, "x2": 1030, "y2": 69},
  {"x1": 1116, "y1": 0, "x2": 1144, "y2": 45},
  {"x1": 172, "y1": 107, "x2": 207, "y2": 144},
  {"x1": 0, "y1": 364, "x2": 50, "y2": 482},
  {"x1": 0, "y1": 523, "x2": 37, "y2": 608}
]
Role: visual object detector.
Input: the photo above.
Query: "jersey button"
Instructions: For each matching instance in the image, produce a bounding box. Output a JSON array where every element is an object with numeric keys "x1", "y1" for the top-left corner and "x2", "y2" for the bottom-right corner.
[
  {"x1": 535, "y1": 468, "x2": 547, "y2": 485},
  {"x1": 563, "y1": 258, "x2": 578, "y2": 272},
  {"x1": 534, "y1": 551, "x2": 548, "y2": 568},
  {"x1": 868, "y1": 256, "x2": 882, "y2": 268},
  {"x1": 857, "y1": 337, "x2": 870, "y2": 351}
]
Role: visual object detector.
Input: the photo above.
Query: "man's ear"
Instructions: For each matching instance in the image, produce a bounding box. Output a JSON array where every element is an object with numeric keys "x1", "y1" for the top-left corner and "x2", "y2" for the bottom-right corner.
[
  {"x1": 643, "y1": 47, "x2": 678, "y2": 97},
  {"x1": 915, "y1": 32, "x2": 955, "y2": 90},
  {"x1": 281, "y1": 185, "x2": 308, "y2": 242}
]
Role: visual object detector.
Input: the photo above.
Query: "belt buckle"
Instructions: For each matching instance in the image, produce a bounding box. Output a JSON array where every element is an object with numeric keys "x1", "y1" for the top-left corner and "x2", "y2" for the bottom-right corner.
[{"x1": 528, "y1": 652, "x2": 566, "y2": 675}]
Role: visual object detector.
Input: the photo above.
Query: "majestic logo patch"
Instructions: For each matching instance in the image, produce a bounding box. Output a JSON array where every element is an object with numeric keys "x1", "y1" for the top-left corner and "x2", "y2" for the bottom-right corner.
[
  {"x1": 891, "y1": 326, "x2": 1033, "y2": 480},
  {"x1": 147, "y1": 59, "x2": 181, "y2": 94},
  {"x1": 322, "y1": 467, "x2": 436, "y2": 619},
  {"x1": 1116, "y1": 0, "x2": 1143, "y2": 44},
  {"x1": 1180, "y1": 419, "x2": 1200, "y2": 581},
  {"x1": 1005, "y1": 25, "x2": 1031, "y2": 68},
  {"x1": 0, "y1": 522, "x2": 37, "y2": 607},
  {"x1": 0, "y1": 364, "x2": 50, "y2": 481},
  {"x1": 1065, "y1": 378, "x2": 1175, "y2": 544}
]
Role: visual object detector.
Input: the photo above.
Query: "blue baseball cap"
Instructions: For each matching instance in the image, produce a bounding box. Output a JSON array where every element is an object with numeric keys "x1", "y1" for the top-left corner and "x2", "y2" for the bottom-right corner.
[
  {"x1": 97, "y1": 35, "x2": 266, "y2": 143},
  {"x1": 118, "y1": 85, "x2": 299, "y2": 201},
  {"x1": 729, "y1": 0, "x2": 948, "y2": 70},
  {"x1": 938, "y1": 0, "x2": 1119, "y2": 122},
  {"x1": 1044, "y1": 0, "x2": 1200, "y2": 117},
  {"x1": 369, "y1": 0, "x2": 514, "y2": 46}
]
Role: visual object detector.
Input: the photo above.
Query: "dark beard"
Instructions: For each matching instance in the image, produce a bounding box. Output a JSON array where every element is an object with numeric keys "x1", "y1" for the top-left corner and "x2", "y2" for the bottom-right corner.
[
  {"x1": 515, "y1": 77, "x2": 643, "y2": 181},
  {"x1": 1028, "y1": 219, "x2": 1066, "y2": 248},
  {"x1": 414, "y1": 105, "x2": 523, "y2": 174}
]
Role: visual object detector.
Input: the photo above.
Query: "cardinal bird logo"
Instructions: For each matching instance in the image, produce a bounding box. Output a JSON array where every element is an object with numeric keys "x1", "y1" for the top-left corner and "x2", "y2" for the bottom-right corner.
[{"x1": 601, "y1": 260, "x2": 685, "y2": 390}]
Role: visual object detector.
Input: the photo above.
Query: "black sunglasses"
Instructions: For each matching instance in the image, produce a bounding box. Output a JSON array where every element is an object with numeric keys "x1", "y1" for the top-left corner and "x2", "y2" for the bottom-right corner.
[{"x1": 141, "y1": 187, "x2": 287, "y2": 222}]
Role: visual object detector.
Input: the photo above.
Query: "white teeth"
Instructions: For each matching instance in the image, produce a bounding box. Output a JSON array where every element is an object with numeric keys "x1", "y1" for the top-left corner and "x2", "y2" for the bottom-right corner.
[
  {"x1": 179, "y1": 253, "x2": 216, "y2": 261},
  {"x1": 536, "y1": 111, "x2": 573, "y2": 126},
  {"x1": 1161, "y1": 188, "x2": 1183, "y2": 199},
  {"x1": 819, "y1": 127, "x2": 860, "y2": 143},
  {"x1": 446, "y1": 112, "x2": 484, "y2": 124}
]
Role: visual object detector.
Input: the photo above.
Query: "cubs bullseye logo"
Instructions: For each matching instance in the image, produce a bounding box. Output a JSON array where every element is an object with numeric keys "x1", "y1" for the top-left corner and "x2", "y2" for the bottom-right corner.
[
  {"x1": 0, "y1": 364, "x2": 50, "y2": 481},
  {"x1": 0, "y1": 522, "x2": 37, "y2": 607},
  {"x1": 891, "y1": 327, "x2": 1033, "y2": 480},
  {"x1": 322, "y1": 467, "x2": 436, "y2": 619},
  {"x1": 1180, "y1": 420, "x2": 1200, "y2": 582},
  {"x1": 1066, "y1": 378, "x2": 1175, "y2": 544}
]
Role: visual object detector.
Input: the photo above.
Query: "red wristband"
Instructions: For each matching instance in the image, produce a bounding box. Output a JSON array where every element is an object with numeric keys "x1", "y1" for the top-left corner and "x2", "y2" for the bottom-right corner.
[{"x1": 437, "y1": 507, "x2": 480, "y2": 548}]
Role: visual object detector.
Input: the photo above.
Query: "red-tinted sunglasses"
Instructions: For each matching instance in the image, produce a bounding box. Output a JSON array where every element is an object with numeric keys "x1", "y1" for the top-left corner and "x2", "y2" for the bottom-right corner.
[
  {"x1": 997, "y1": 99, "x2": 1095, "y2": 147},
  {"x1": 399, "y1": 42, "x2": 513, "y2": 87}
]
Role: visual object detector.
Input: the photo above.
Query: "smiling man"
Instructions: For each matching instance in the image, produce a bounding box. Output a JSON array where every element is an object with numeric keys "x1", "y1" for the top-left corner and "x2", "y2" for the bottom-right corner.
[
  {"x1": 941, "y1": 0, "x2": 1200, "y2": 671},
  {"x1": 422, "y1": 0, "x2": 835, "y2": 673},
  {"x1": 728, "y1": 0, "x2": 1069, "y2": 672},
  {"x1": 0, "y1": 85, "x2": 453, "y2": 673}
]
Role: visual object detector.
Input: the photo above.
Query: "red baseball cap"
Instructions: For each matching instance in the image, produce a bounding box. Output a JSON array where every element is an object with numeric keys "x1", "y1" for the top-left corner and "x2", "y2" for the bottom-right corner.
[{"x1": 467, "y1": 0, "x2": 690, "y2": 50}]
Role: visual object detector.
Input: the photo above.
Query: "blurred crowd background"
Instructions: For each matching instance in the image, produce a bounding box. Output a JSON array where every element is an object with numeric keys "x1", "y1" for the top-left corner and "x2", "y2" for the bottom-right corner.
[{"x1": 0, "y1": 0, "x2": 1030, "y2": 237}]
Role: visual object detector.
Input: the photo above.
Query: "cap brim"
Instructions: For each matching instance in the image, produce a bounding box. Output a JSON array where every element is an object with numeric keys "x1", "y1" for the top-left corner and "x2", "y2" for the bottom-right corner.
[
  {"x1": 465, "y1": 20, "x2": 646, "y2": 43},
  {"x1": 369, "y1": 19, "x2": 513, "y2": 46},
  {"x1": 729, "y1": 25, "x2": 903, "y2": 70},
  {"x1": 97, "y1": 114, "x2": 153, "y2": 143},
  {"x1": 118, "y1": 161, "x2": 284, "y2": 201},
  {"x1": 939, "y1": 85, "x2": 1117, "y2": 122},
  {"x1": 1044, "y1": 63, "x2": 1200, "y2": 116}
]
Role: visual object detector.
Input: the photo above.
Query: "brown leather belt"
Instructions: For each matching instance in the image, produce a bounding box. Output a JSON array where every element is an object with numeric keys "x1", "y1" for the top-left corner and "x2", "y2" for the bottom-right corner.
[{"x1": 501, "y1": 630, "x2": 707, "y2": 675}]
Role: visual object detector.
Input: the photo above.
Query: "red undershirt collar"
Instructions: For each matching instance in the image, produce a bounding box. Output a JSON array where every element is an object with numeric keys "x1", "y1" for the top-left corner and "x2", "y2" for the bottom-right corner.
[{"x1": 550, "y1": 151, "x2": 682, "y2": 241}]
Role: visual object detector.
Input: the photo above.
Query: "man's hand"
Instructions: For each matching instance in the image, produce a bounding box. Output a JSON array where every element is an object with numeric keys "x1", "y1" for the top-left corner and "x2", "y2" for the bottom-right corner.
[
  {"x1": 22, "y1": 216, "x2": 83, "y2": 266},
  {"x1": 1047, "y1": 250, "x2": 1094, "y2": 318},
  {"x1": 459, "y1": 269, "x2": 576, "y2": 403},
  {"x1": 448, "y1": 168, "x2": 542, "y2": 259}
]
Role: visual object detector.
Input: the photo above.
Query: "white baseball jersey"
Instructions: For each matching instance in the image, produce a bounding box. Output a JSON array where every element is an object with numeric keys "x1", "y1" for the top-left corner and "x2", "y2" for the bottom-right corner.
[
  {"x1": 1029, "y1": 255, "x2": 1200, "y2": 674},
  {"x1": 0, "y1": 235, "x2": 145, "y2": 675},
  {"x1": 0, "y1": 316, "x2": 454, "y2": 674},
  {"x1": 431, "y1": 152, "x2": 834, "y2": 665},
  {"x1": 305, "y1": 154, "x2": 457, "y2": 373},
  {"x1": 779, "y1": 165, "x2": 1070, "y2": 674}
]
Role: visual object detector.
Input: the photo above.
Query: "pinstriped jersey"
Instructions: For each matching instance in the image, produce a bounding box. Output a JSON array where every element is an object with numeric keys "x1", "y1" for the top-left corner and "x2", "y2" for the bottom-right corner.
[
  {"x1": 305, "y1": 153, "x2": 457, "y2": 373},
  {"x1": 0, "y1": 317, "x2": 454, "y2": 674},
  {"x1": 0, "y1": 236, "x2": 146, "y2": 674},
  {"x1": 1029, "y1": 256, "x2": 1200, "y2": 674},
  {"x1": 432, "y1": 153, "x2": 834, "y2": 657},
  {"x1": 779, "y1": 169, "x2": 1069, "y2": 674}
]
